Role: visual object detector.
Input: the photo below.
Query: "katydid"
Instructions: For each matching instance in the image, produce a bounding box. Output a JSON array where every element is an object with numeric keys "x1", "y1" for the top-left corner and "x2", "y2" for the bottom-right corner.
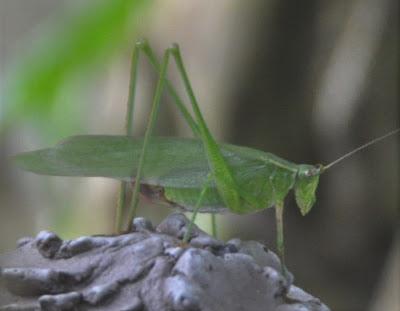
[{"x1": 13, "y1": 39, "x2": 399, "y2": 271}]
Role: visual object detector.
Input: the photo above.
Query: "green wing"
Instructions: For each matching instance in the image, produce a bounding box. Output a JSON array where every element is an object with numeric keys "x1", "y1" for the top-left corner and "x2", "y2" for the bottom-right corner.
[
  {"x1": 13, "y1": 135, "x2": 276, "y2": 187},
  {"x1": 14, "y1": 135, "x2": 301, "y2": 214}
]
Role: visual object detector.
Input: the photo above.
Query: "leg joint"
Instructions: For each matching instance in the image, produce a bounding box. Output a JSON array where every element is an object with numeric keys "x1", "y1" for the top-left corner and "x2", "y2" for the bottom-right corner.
[{"x1": 135, "y1": 38, "x2": 148, "y2": 49}]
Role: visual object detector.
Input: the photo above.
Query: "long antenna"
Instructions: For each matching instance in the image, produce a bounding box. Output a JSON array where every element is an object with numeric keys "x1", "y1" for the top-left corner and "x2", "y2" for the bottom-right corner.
[{"x1": 324, "y1": 128, "x2": 399, "y2": 171}]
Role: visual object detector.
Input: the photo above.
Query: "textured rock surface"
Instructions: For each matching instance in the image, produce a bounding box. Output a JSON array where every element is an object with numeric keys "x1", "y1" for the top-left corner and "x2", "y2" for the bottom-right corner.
[{"x1": 0, "y1": 213, "x2": 330, "y2": 311}]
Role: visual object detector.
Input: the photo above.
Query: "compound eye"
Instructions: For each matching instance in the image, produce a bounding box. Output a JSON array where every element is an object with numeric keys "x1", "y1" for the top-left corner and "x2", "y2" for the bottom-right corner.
[{"x1": 315, "y1": 164, "x2": 323, "y2": 170}]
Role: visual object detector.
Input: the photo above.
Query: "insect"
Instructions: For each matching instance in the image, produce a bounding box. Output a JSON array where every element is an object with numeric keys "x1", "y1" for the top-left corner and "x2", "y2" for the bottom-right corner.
[{"x1": 14, "y1": 39, "x2": 399, "y2": 271}]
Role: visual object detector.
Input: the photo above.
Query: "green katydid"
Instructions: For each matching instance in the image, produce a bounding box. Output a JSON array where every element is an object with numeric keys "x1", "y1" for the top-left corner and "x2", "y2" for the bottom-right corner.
[{"x1": 13, "y1": 39, "x2": 399, "y2": 271}]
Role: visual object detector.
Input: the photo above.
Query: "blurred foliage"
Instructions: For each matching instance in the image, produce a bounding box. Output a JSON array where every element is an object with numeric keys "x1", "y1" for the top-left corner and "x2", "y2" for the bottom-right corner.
[{"x1": 1, "y1": 0, "x2": 152, "y2": 139}]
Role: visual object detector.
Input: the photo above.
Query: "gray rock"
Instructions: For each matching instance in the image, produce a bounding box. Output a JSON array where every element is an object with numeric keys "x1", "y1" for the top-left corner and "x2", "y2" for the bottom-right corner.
[
  {"x1": 0, "y1": 213, "x2": 330, "y2": 311},
  {"x1": 132, "y1": 217, "x2": 155, "y2": 232}
]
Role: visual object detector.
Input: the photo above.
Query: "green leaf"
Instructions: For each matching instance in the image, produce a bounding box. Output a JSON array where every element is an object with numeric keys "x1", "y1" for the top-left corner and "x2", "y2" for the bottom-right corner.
[{"x1": 2, "y1": 0, "x2": 151, "y2": 135}]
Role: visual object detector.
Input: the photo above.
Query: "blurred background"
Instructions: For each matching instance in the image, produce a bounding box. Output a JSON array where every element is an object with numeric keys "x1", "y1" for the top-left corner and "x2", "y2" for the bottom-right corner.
[{"x1": 0, "y1": 0, "x2": 398, "y2": 310}]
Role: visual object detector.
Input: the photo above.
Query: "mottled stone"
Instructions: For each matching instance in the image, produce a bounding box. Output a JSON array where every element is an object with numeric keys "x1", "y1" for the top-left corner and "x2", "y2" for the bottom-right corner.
[
  {"x1": 0, "y1": 303, "x2": 40, "y2": 311},
  {"x1": 190, "y1": 235, "x2": 224, "y2": 250},
  {"x1": 39, "y1": 292, "x2": 81, "y2": 311},
  {"x1": 0, "y1": 213, "x2": 330, "y2": 311},
  {"x1": 35, "y1": 231, "x2": 62, "y2": 259},
  {"x1": 16, "y1": 237, "x2": 34, "y2": 248},
  {"x1": 132, "y1": 217, "x2": 154, "y2": 232},
  {"x1": 156, "y1": 212, "x2": 192, "y2": 239},
  {"x1": 119, "y1": 296, "x2": 143, "y2": 311},
  {"x1": 83, "y1": 281, "x2": 119, "y2": 305},
  {"x1": 2, "y1": 267, "x2": 91, "y2": 296}
]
